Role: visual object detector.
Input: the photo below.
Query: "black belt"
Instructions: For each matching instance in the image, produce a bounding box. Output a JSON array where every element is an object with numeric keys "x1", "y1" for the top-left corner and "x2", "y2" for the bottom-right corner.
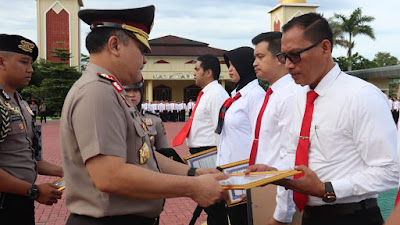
[
  {"x1": 68, "y1": 213, "x2": 158, "y2": 225},
  {"x1": 303, "y1": 198, "x2": 378, "y2": 219}
]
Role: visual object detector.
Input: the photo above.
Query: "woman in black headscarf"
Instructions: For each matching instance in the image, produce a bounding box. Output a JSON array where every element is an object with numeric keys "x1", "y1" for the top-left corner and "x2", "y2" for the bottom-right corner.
[{"x1": 215, "y1": 47, "x2": 266, "y2": 225}]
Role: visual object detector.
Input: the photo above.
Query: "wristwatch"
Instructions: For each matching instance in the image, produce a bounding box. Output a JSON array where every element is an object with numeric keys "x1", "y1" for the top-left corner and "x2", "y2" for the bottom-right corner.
[
  {"x1": 27, "y1": 183, "x2": 39, "y2": 200},
  {"x1": 187, "y1": 167, "x2": 197, "y2": 176},
  {"x1": 322, "y1": 182, "x2": 336, "y2": 203}
]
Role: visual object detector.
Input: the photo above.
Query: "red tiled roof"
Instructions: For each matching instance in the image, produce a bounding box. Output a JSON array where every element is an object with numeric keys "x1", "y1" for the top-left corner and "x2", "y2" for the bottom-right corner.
[{"x1": 147, "y1": 35, "x2": 226, "y2": 56}]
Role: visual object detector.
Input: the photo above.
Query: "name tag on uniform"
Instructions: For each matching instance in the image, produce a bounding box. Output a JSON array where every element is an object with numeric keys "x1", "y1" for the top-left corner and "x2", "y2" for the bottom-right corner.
[{"x1": 139, "y1": 142, "x2": 150, "y2": 165}]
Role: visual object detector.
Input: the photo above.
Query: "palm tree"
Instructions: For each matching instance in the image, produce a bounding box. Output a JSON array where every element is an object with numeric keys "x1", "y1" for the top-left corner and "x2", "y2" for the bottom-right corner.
[{"x1": 331, "y1": 8, "x2": 375, "y2": 71}]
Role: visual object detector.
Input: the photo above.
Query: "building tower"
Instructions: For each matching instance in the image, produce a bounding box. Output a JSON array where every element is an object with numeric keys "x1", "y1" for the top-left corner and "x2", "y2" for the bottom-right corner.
[
  {"x1": 36, "y1": 0, "x2": 83, "y2": 69},
  {"x1": 268, "y1": 0, "x2": 319, "y2": 31}
]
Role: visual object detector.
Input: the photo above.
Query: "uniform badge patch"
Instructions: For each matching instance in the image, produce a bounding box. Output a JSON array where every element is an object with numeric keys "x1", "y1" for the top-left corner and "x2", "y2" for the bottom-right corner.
[
  {"x1": 139, "y1": 142, "x2": 150, "y2": 165},
  {"x1": 19, "y1": 124, "x2": 24, "y2": 130},
  {"x1": 144, "y1": 118, "x2": 153, "y2": 126}
]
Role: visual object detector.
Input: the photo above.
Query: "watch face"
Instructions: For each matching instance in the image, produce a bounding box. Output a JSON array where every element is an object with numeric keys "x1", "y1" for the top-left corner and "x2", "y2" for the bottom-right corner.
[
  {"x1": 28, "y1": 185, "x2": 39, "y2": 199},
  {"x1": 323, "y1": 194, "x2": 336, "y2": 203}
]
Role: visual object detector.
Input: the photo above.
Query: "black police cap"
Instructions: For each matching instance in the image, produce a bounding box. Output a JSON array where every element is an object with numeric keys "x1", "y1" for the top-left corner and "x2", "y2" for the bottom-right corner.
[
  {"x1": 79, "y1": 5, "x2": 155, "y2": 53},
  {"x1": 0, "y1": 34, "x2": 38, "y2": 62}
]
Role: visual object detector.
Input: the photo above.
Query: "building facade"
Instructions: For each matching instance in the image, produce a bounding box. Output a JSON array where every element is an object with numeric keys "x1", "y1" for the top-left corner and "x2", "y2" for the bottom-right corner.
[
  {"x1": 142, "y1": 35, "x2": 234, "y2": 102},
  {"x1": 36, "y1": 0, "x2": 83, "y2": 68}
]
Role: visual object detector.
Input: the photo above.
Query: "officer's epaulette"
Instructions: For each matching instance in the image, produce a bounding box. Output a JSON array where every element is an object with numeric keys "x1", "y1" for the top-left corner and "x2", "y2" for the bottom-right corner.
[
  {"x1": 97, "y1": 73, "x2": 124, "y2": 93},
  {"x1": 145, "y1": 110, "x2": 160, "y2": 117}
]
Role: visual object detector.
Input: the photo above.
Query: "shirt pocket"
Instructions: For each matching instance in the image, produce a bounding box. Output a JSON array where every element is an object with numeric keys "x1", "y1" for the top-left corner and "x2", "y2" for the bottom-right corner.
[
  {"x1": 313, "y1": 126, "x2": 349, "y2": 162},
  {"x1": 7, "y1": 114, "x2": 25, "y2": 136}
]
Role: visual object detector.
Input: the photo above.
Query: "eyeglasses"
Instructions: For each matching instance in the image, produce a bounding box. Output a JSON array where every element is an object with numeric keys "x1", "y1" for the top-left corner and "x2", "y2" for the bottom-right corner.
[{"x1": 276, "y1": 40, "x2": 323, "y2": 64}]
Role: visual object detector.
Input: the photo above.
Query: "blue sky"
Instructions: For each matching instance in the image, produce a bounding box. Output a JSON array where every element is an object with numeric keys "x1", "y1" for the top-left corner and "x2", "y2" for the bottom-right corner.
[{"x1": 1, "y1": 0, "x2": 399, "y2": 60}]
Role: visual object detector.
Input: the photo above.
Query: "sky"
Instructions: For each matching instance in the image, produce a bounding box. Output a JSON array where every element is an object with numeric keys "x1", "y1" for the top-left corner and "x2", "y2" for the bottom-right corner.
[{"x1": 1, "y1": 0, "x2": 399, "y2": 60}]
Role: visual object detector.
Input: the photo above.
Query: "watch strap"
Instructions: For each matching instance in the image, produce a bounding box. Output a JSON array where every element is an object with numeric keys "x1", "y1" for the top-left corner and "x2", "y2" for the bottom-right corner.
[
  {"x1": 187, "y1": 167, "x2": 197, "y2": 176},
  {"x1": 325, "y1": 182, "x2": 334, "y2": 193}
]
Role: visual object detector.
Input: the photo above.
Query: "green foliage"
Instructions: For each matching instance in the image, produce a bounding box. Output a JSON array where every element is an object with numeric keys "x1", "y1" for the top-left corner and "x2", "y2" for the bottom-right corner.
[
  {"x1": 81, "y1": 53, "x2": 90, "y2": 71},
  {"x1": 50, "y1": 41, "x2": 71, "y2": 63},
  {"x1": 334, "y1": 52, "x2": 399, "y2": 71},
  {"x1": 330, "y1": 7, "x2": 375, "y2": 71},
  {"x1": 20, "y1": 60, "x2": 81, "y2": 116},
  {"x1": 374, "y1": 52, "x2": 400, "y2": 67}
]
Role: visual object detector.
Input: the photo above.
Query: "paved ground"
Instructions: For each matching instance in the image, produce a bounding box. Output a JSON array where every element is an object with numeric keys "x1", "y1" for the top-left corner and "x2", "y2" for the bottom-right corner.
[{"x1": 34, "y1": 120, "x2": 207, "y2": 225}]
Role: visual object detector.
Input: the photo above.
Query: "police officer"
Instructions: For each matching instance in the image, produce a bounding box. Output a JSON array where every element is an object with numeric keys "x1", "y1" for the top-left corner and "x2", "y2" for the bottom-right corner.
[
  {"x1": 124, "y1": 83, "x2": 184, "y2": 163},
  {"x1": 60, "y1": 6, "x2": 227, "y2": 225},
  {"x1": 0, "y1": 34, "x2": 63, "y2": 225}
]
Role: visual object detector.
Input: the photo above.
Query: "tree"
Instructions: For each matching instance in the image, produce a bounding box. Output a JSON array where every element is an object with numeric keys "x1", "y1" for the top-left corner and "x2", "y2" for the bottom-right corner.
[
  {"x1": 334, "y1": 52, "x2": 377, "y2": 71},
  {"x1": 21, "y1": 61, "x2": 81, "y2": 117},
  {"x1": 81, "y1": 53, "x2": 90, "y2": 71},
  {"x1": 49, "y1": 41, "x2": 71, "y2": 64},
  {"x1": 374, "y1": 52, "x2": 400, "y2": 67},
  {"x1": 331, "y1": 8, "x2": 375, "y2": 71}
]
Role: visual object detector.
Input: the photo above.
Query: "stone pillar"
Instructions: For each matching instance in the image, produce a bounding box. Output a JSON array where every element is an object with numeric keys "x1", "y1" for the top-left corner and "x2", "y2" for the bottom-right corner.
[
  {"x1": 146, "y1": 80, "x2": 153, "y2": 102},
  {"x1": 221, "y1": 80, "x2": 226, "y2": 88}
]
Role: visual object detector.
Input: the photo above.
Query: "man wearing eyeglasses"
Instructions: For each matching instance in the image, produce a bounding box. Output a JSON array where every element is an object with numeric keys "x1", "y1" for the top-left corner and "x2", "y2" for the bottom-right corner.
[{"x1": 251, "y1": 13, "x2": 398, "y2": 225}]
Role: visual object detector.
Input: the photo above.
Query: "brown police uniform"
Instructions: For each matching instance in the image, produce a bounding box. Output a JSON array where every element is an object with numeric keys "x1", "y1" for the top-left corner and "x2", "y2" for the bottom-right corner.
[
  {"x1": 0, "y1": 34, "x2": 40, "y2": 225},
  {"x1": 61, "y1": 63, "x2": 163, "y2": 219},
  {"x1": 0, "y1": 87, "x2": 36, "y2": 184},
  {"x1": 142, "y1": 111, "x2": 168, "y2": 150}
]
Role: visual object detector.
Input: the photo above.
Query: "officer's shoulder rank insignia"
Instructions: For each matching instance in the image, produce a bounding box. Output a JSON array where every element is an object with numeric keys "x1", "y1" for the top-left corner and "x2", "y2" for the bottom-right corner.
[
  {"x1": 139, "y1": 142, "x2": 150, "y2": 164},
  {"x1": 0, "y1": 100, "x2": 10, "y2": 142},
  {"x1": 144, "y1": 118, "x2": 153, "y2": 126},
  {"x1": 97, "y1": 73, "x2": 124, "y2": 93}
]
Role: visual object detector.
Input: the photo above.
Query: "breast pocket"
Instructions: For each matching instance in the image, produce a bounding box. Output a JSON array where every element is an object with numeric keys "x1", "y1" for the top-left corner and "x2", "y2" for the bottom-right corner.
[
  {"x1": 7, "y1": 114, "x2": 24, "y2": 136},
  {"x1": 313, "y1": 126, "x2": 350, "y2": 161}
]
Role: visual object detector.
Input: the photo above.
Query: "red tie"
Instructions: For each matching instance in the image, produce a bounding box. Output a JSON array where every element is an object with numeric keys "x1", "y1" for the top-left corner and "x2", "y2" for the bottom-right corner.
[
  {"x1": 396, "y1": 192, "x2": 400, "y2": 206},
  {"x1": 293, "y1": 90, "x2": 318, "y2": 211},
  {"x1": 173, "y1": 91, "x2": 204, "y2": 147},
  {"x1": 249, "y1": 88, "x2": 273, "y2": 165},
  {"x1": 215, "y1": 93, "x2": 242, "y2": 134}
]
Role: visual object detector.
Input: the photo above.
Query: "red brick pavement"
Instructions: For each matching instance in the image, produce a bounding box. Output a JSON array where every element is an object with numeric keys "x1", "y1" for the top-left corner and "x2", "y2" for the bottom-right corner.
[{"x1": 34, "y1": 120, "x2": 207, "y2": 225}]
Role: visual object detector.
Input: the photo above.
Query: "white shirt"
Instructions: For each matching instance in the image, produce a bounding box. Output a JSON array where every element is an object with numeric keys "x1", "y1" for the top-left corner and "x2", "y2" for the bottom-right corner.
[
  {"x1": 186, "y1": 80, "x2": 229, "y2": 148},
  {"x1": 388, "y1": 99, "x2": 393, "y2": 111},
  {"x1": 216, "y1": 79, "x2": 265, "y2": 166},
  {"x1": 250, "y1": 75, "x2": 301, "y2": 222},
  {"x1": 282, "y1": 64, "x2": 398, "y2": 216},
  {"x1": 394, "y1": 100, "x2": 399, "y2": 111},
  {"x1": 187, "y1": 102, "x2": 195, "y2": 110}
]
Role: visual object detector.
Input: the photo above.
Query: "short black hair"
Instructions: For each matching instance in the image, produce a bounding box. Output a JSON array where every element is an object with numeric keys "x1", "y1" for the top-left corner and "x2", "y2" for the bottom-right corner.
[
  {"x1": 252, "y1": 32, "x2": 282, "y2": 55},
  {"x1": 197, "y1": 54, "x2": 220, "y2": 80},
  {"x1": 282, "y1": 13, "x2": 333, "y2": 52},
  {"x1": 85, "y1": 28, "x2": 130, "y2": 54}
]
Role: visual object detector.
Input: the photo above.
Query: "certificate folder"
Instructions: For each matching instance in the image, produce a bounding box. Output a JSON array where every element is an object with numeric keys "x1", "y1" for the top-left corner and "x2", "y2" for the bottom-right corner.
[
  {"x1": 220, "y1": 170, "x2": 301, "y2": 190},
  {"x1": 52, "y1": 177, "x2": 66, "y2": 191}
]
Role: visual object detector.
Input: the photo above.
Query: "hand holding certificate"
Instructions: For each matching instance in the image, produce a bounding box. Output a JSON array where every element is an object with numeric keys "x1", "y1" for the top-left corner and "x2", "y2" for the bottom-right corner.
[{"x1": 220, "y1": 170, "x2": 302, "y2": 190}]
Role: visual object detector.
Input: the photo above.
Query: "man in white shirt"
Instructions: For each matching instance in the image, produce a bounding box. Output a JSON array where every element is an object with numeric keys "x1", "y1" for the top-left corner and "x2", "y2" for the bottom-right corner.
[
  {"x1": 250, "y1": 32, "x2": 302, "y2": 225},
  {"x1": 187, "y1": 99, "x2": 195, "y2": 117},
  {"x1": 173, "y1": 54, "x2": 229, "y2": 225},
  {"x1": 251, "y1": 13, "x2": 398, "y2": 225},
  {"x1": 393, "y1": 98, "x2": 399, "y2": 124},
  {"x1": 185, "y1": 54, "x2": 229, "y2": 154}
]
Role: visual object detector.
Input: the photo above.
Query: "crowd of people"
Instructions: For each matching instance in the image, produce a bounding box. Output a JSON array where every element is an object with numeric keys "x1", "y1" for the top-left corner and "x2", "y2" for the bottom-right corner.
[
  {"x1": 1, "y1": 4, "x2": 400, "y2": 225},
  {"x1": 141, "y1": 99, "x2": 196, "y2": 122}
]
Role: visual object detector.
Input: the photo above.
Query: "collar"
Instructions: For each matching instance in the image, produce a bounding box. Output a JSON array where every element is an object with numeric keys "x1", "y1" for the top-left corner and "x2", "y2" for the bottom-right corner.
[
  {"x1": 202, "y1": 80, "x2": 219, "y2": 93},
  {"x1": 86, "y1": 63, "x2": 122, "y2": 83},
  {"x1": 312, "y1": 64, "x2": 341, "y2": 97},
  {"x1": 231, "y1": 79, "x2": 259, "y2": 97},
  {"x1": 270, "y1": 74, "x2": 294, "y2": 94}
]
